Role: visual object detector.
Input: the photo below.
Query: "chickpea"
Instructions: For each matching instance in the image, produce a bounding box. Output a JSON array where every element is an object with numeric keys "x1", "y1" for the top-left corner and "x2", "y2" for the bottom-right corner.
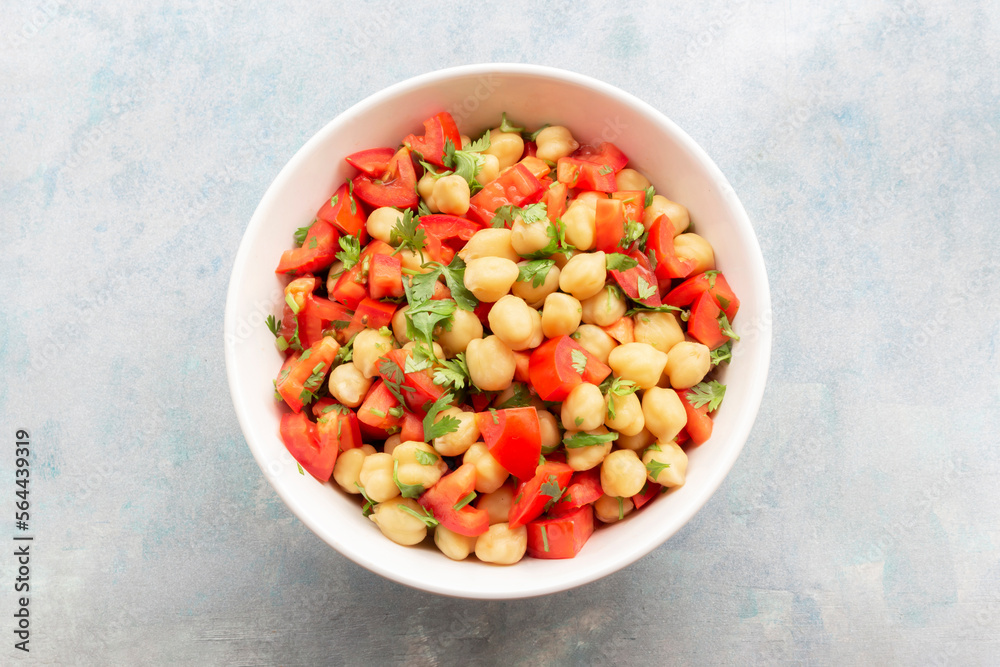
[
  {"x1": 465, "y1": 336, "x2": 517, "y2": 391},
  {"x1": 369, "y1": 497, "x2": 427, "y2": 546},
  {"x1": 359, "y1": 452, "x2": 400, "y2": 503},
  {"x1": 536, "y1": 410, "x2": 562, "y2": 453},
  {"x1": 561, "y1": 200, "x2": 597, "y2": 251},
  {"x1": 643, "y1": 441, "x2": 688, "y2": 487},
  {"x1": 332, "y1": 444, "x2": 376, "y2": 493},
  {"x1": 366, "y1": 207, "x2": 403, "y2": 244},
  {"x1": 464, "y1": 257, "x2": 519, "y2": 303},
  {"x1": 632, "y1": 311, "x2": 685, "y2": 354},
  {"x1": 460, "y1": 229, "x2": 518, "y2": 263},
  {"x1": 474, "y1": 522, "x2": 527, "y2": 564},
  {"x1": 510, "y1": 217, "x2": 552, "y2": 257},
  {"x1": 397, "y1": 247, "x2": 432, "y2": 274},
  {"x1": 541, "y1": 292, "x2": 583, "y2": 338},
  {"x1": 392, "y1": 440, "x2": 448, "y2": 492},
  {"x1": 352, "y1": 327, "x2": 396, "y2": 379},
  {"x1": 325, "y1": 260, "x2": 345, "y2": 293},
  {"x1": 615, "y1": 168, "x2": 652, "y2": 191},
  {"x1": 605, "y1": 390, "x2": 645, "y2": 436},
  {"x1": 617, "y1": 427, "x2": 655, "y2": 452},
  {"x1": 434, "y1": 525, "x2": 478, "y2": 560},
  {"x1": 432, "y1": 408, "x2": 481, "y2": 457},
  {"x1": 488, "y1": 295, "x2": 543, "y2": 351},
  {"x1": 463, "y1": 442, "x2": 509, "y2": 494},
  {"x1": 475, "y1": 153, "x2": 501, "y2": 186},
  {"x1": 565, "y1": 426, "x2": 614, "y2": 471},
  {"x1": 485, "y1": 130, "x2": 525, "y2": 170},
  {"x1": 284, "y1": 276, "x2": 316, "y2": 312},
  {"x1": 558, "y1": 251, "x2": 607, "y2": 300},
  {"x1": 643, "y1": 194, "x2": 690, "y2": 236},
  {"x1": 608, "y1": 342, "x2": 668, "y2": 389},
  {"x1": 573, "y1": 324, "x2": 617, "y2": 364},
  {"x1": 561, "y1": 383, "x2": 605, "y2": 432},
  {"x1": 327, "y1": 361, "x2": 372, "y2": 408},
  {"x1": 600, "y1": 449, "x2": 647, "y2": 498},
  {"x1": 581, "y1": 286, "x2": 627, "y2": 327},
  {"x1": 417, "y1": 173, "x2": 439, "y2": 213},
  {"x1": 512, "y1": 262, "x2": 560, "y2": 308},
  {"x1": 436, "y1": 307, "x2": 483, "y2": 357},
  {"x1": 552, "y1": 247, "x2": 579, "y2": 269},
  {"x1": 534, "y1": 125, "x2": 579, "y2": 162},
  {"x1": 391, "y1": 305, "x2": 411, "y2": 344},
  {"x1": 664, "y1": 341, "x2": 711, "y2": 389},
  {"x1": 594, "y1": 493, "x2": 634, "y2": 524},
  {"x1": 574, "y1": 191, "x2": 603, "y2": 207},
  {"x1": 674, "y1": 233, "x2": 715, "y2": 274},
  {"x1": 402, "y1": 340, "x2": 445, "y2": 359},
  {"x1": 432, "y1": 173, "x2": 471, "y2": 216},
  {"x1": 641, "y1": 387, "x2": 687, "y2": 442},
  {"x1": 383, "y1": 434, "x2": 402, "y2": 455},
  {"x1": 477, "y1": 484, "x2": 515, "y2": 524}
]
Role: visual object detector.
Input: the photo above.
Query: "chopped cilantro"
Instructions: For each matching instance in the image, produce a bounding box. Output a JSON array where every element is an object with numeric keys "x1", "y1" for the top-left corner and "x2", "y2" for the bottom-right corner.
[
  {"x1": 398, "y1": 503, "x2": 440, "y2": 527},
  {"x1": 606, "y1": 253, "x2": 639, "y2": 272},
  {"x1": 498, "y1": 112, "x2": 525, "y2": 134},
  {"x1": 389, "y1": 210, "x2": 426, "y2": 256},
  {"x1": 422, "y1": 392, "x2": 460, "y2": 441},
  {"x1": 686, "y1": 380, "x2": 726, "y2": 412},
  {"x1": 645, "y1": 458, "x2": 671, "y2": 479},
  {"x1": 393, "y1": 460, "x2": 425, "y2": 499},
  {"x1": 453, "y1": 491, "x2": 477, "y2": 510},
  {"x1": 517, "y1": 259, "x2": 556, "y2": 288},
  {"x1": 563, "y1": 431, "x2": 618, "y2": 448},
  {"x1": 570, "y1": 349, "x2": 588, "y2": 375}
]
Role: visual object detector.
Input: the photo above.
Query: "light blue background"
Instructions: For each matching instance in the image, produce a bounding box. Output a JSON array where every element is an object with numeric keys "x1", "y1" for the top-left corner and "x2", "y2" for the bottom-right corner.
[{"x1": 2, "y1": 1, "x2": 998, "y2": 664}]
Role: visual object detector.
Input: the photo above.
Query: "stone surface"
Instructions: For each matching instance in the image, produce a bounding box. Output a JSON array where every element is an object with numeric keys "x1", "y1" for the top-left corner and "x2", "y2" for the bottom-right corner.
[{"x1": 1, "y1": 0, "x2": 998, "y2": 664}]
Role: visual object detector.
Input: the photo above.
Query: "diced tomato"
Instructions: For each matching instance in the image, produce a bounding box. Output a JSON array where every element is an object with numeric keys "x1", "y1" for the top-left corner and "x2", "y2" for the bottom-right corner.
[
  {"x1": 400, "y1": 410, "x2": 424, "y2": 442},
  {"x1": 544, "y1": 181, "x2": 569, "y2": 222},
  {"x1": 315, "y1": 405, "x2": 363, "y2": 455},
  {"x1": 526, "y1": 504, "x2": 594, "y2": 559},
  {"x1": 576, "y1": 142, "x2": 629, "y2": 170},
  {"x1": 368, "y1": 253, "x2": 404, "y2": 300},
  {"x1": 329, "y1": 240, "x2": 395, "y2": 310},
  {"x1": 276, "y1": 302, "x2": 299, "y2": 351},
  {"x1": 548, "y1": 468, "x2": 603, "y2": 517},
  {"x1": 379, "y1": 349, "x2": 446, "y2": 414},
  {"x1": 677, "y1": 388, "x2": 713, "y2": 445},
  {"x1": 345, "y1": 147, "x2": 396, "y2": 177},
  {"x1": 430, "y1": 280, "x2": 452, "y2": 301},
  {"x1": 316, "y1": 182, "x2": 367, "y2": 239},
  {"x1": 299, "y1": 294, "x2": 353, "y2": 348},
  {"x1": 467, "y1": 164, "x2": 544, "y2": 224},
  {"x1": 418, "y1": 464, "x2": 489, "y2": 536},
  {"x1": 418, "y1": 214, "x2": 482, "y2": 241},
  {"x1": 517, "y1": 155, "x2": 552, "y2": 180},
  {"x1": 664, "y1": 271, "x2": 740, "y2": 321},
  {"x1": 470, "y1": 391, "x2": 492, "y2": 413},
  {"x1": 403, "y1": 112, "x2": 462, "y2": 168},
  {"x1": 512, "y1": 350, "x2": 531, "y2": 384},
  {"x1": 675, "y1": 428, "x2": 690, "y2": 446},
  {"x1": 508, "y1": 461, "x2": 575, "y2": 528},
  {"x1": 556, "y1": 157, "x2": 616, "y2": 192},
  {"x1": 594, "y1": 198, "x2": 625, "y2": 253},
  {"x1": 474, "y1": 407, "x2": 541, "y2": 481},
  {"x1": 522, "y1": 141, "x2": 538, "y2": 159},
  {"x1": 612, "y1": 190, "x2": 645, "y2": 223},
  {"x1": 280, "y1": 411, "x2": 339, "y2": 482},
  {"x1": 357, "y1": 380, "x2": 404, "y2": 433},
  {"x1": 275, "y1": 337, "x2": 341, "y2": 413},
  {"x1": 473, "y1": 300, "x2": 494, "y2": 327},
  {"x1": 275, "y1": 219, "x2": 340, "y2": 275},
  {"x1": 341, "y1": 296, "x2": 397, "y2": 342},
  {"x1": 310, "y1": 397, "x2": 338, "y2": 418},
  {"x1": 632, "y1": 482, "x2": 661, "y2": 509},
  {"x1": 609, "y1": 252, "x2": 662, "y2": 307},
  {"x1": 647, "y1": 214, "x2": 697, "y2": 280},
  {"x1": 421, "y1": 230, "x2": 456, "y2": 265},
  {"x1": 687, "y1": 291, "x2": 728, "y2": 349},
  {"x1": 528, "y1": 335, "x2": 611, "y2": 401},
  {"x1": 352, "y1": 147, "x2": 419, "y2": 209},
  {"x1": 600, "y1": 316, "x2": 635, "y2": 345}
]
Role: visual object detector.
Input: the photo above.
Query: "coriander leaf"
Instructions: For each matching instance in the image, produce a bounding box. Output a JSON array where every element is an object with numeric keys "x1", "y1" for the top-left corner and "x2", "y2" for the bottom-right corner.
[
  {"x1": 570, "y1": 349, "x2": 588, "y2": 376},
  {"x1": 644, "y1": 185, "x2": 655, "y2": 208},
  {"x1": 526, "y1": 124, "x2": 550, "y2": 142},
  {"x1": 443, "y1": 139, "x2": 486, "y2": 192},
  {"x1": 298, "y1": 362, "x2": 327, "y2": 404},
  {"x1": 377, "y1": 357, "x2": 408, "y2": 405},
  {"x1": 419, "y1": 160, "x2": 446, "y2": 177},
  {"x1": 498, "y1": 112, "x2": 525, "y2": 134},
  {"x1": 393, "y1": 459, "x2": 425, "y2": 499},
  {"x1": 718, "y1": 311, "x2": 740, "y2": 340},
  {"x1": 488, "y1": 407, "x2": 499, "y2": 424},
  {"x1": 265, "y1": 314, "x2": 281, "y2": 337},
  {"x1": 495, "y1": 383, "x2": 531, "y2": 409},
  {"x1": 404, "y1": 343, "x2": 436, "y2": 373},
  {"x1": 710, "y1": 341, "x2": 732, "y2": 366},
  {"x1": 517, "y1": 259, "x2": 555, "y2": 288},
  {"x1": 354, "y1": 482, "x2": 376, "y2": 516},
  {"x1": 703, "y1": 270, "x2": 719, "y2": 289},
  {"x1": 389, "y1": 210, "x2": 426, "y2": 256},
  {"x1": 464, "y1": 132, "x2": 491, "y2": 153},
  {"x1": 645, "y1": 459, "x2": 671, "y2": 479},
  {"x1": 440, "y1": 255, "x2": 478, "y2": 311},
  {"x1": 604, "y1": 377, "x2": 638, "y2": 420},
  {"x1": 606, "y1": 253, "x2": 639, "y2": 272},
  {"x1": 645, "y1": 444, "x2": 662, "y2": 453},
  {"x1": 453, "y1": 491, "x2": 477, "y2": 510},
  {"x1": 598, "y1": 164, "x2": 614, "y2": 175},
  {"x1": 686, "y1": 380, "x2": 726, "y2": 412},
  {"x1": 621, "y1": 220, "x2": 645, "y2": 249},
  {"x1": 575, "y1": 417, "x2": 583, "y2": 426},
  {"x1": 284, "y1": 293, "x2": 301, "y2": 315},
  {"x1": 520, "y1": 202, "x2": 548, "y2": 226},
  {"x1": 336, "y1": 234, "x2": 361, "y2": 270},
  {"x1": 539, "y1": 524, "x2": 550, "y2": 551},
  {"x1": 540, "y1": 475, "x2": 565, "y2": 512},
  {"x1": 717, "y1": 295, "x2": 731, "y2": 311},
  {"x1": 417, "y1": 199, "x2": 432, "y2": 217},
  {"x1": 423, "y1": 392, "x2": 460, "y2": 441},
  {"x1": 624, "y1": 304, "x2": 684, "y2": 316},
  {"x1": 415, "y1": 449, "x2": 439, "y2": 466},
  {"x1": 563, "y1": 431, "x2": 618, "y2": 448},
  {"x1": 398, "y1": 503, "x2": 440, "y2": 527},
  {"x1": 636, "y1": 276, "x2": 657, "y2": 301},
  {"x1": 405, "y1": 296, "x2": 456, "y2": 347},
  {"x1": 490, "y1": 204, "x2": 521, "y2": 229},
  {"x1": 293, "y1": 221, "x2": 314, "y2": 247},
  {"x1": 433, "y1": 353, "x2": 470, "y2": 392}
]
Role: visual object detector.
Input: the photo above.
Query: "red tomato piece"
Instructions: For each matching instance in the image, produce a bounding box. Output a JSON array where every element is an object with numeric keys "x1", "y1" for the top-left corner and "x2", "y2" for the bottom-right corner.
[
  {"x1": 316, "y1": 182, "x2": 367, "y2": 239},
  {"x1": 470, "y1": 391, "x2": 492, "y2": 413},
  {"x1": 632, "y1": 482, "x2": 661, "y2": 509},
  {"x1": 664, "y1": 271, "x2": 740, "y2": 321},
  {"x1": 526, "y1": 504, "x2": 595, "y2": 559},
  {"x1": 612, "y1": 190, "x2": 645, "y2": 224},
  {"x1": 329, "y1": 240, "x2": 395, "y2": 310},
  {"x1": 609, "y1": 252, "x2": 662, "y2": 307},
  {"x1": 518, "y1": 155, "x2": 552, "y2": 180},
  {"x1": 473, "y1": 300, "x2": 494, "y2": 327},
  {"x1": 512, "y1": 350, "x2": 531, "y2": 384},
  {"x1": 528, "y1": 335, "x2": 611, "y2": 401},
  {"x1": 576, "y1": 142, "x2": 629, "y2": 170},
  {"x1": 275, "y1": 219, "x2": 340, "y2": 275},
  {"x1": 418, "y1": 214, "x2": 482, "y2": 241},
  {"x1": 474, "y1": 407, "x2": 542, "y2": 481},
  {"x1": 647, "y1": 214, "x2": 697, "y2": 280},
  {"x1": 467, "y1": 164, "x2": 544, "y2": 224},
  {"x1": 403, "y1": 112, "x2": 462, "y2": 168},
  {"x1": 600, "y1": 316, "x2": 635, "y2": 344},
  {"x1": 400, "y1": 410, "x2": 424, "y2": 442},
  {"x1": 357, "y1": 380, "x2": 404, "y2": 433},
  {"x1": 548, "y1": 468, "x2": 603, "y2": 517},
  {"x1": 687, "y1": 291, "x2": 728, "y2": 349},
  {"x1": 280, "y1": 411, "x2": 340, "y2": 481},
  {"x1": 352, "y1": 147, "x2": 419, "y2": 209},
  {"x1": 544, "y1": 181, "x2": 569, "y2": 223},
  {"x1": 275, "y1": 337, "x2": 341, "y2": 413},
  {"x1": 368, "y1": 253, "x2": 404, "y2": 300},
  {"x1": 676, "y1": 388, "x2": 714, "y2": 445},
  {"x1": 298, "y1": 294, "x2": 353, "y2": 348},
  {"x1": 508, "y1": 461, "x2": 575, "y2": 528},
  {"x1": 419, "y1": 464, "x2": 489, "y2": 536},
  {"x1": 556, "y1": 157, "x2": 617, "y2": 192},
  {"x1": 378, "y1": 349, "x2": 445, "y2": 414},
  {"x1": 522, "y1": 141, "x2": 538, "y2": 159},
  {"x1": 345, "y1": 147, "x2": 396, "y2": 177},
  {"x1": 594, "y1": 197, "x2": 625, "y2": 253}
]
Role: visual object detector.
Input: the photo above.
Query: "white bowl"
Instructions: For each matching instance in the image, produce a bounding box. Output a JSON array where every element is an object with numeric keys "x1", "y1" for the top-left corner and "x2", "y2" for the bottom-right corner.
[{"x1": 224, "y1": 64, "x2": 771, "y2": 599}]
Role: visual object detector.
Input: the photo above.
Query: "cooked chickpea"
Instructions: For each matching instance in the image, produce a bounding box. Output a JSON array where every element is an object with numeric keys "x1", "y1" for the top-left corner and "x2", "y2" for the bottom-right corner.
[
  {"x1": 464, "y1": 257, "x2": 519, "y2": 303},
  {"x1": 512, "y1": 262, "x2": 560, "y2": 308},
  {"x1": 474, "y1": 522, "x2": 527, "y2": 565},
  {"x1": 352, "y1": 327, "x2": 396, "y2": 378},
  {"x1": 674, "y1": 233, "x2": 715, "y2": 274},
  {"x1": 402, "y1": 340, "x2": 445, "y2": 359},
  {"x1": 432, "y1": 408, "x2": 481, "y2": 457},
  {"x1": 573, "y1": 324, "x2": 617, "y2": 364},
  {"x1": 615, "y1": 168, "x2": 652, "y2": 191},
  {"x1": 366, "y1": 207, "x2": 403, "y2": 243},
  {"x1": 561, "y1": 383, "x2": 605, "y2": 432},
  {"x1": 600, "y1": 449, "x2": 647, "y2": 498},
  {"x1": 643, "y1": 441, "x2": 688, "y2": 487},
  {"x1": 536, "y1": 409, "x2": 562, "y2": 453},
  {"x1": 391, "y1": 305, "x2": 411, "y2": 344},
  {"x1": 511, "y1": 216, "x2": 553, "y2": 256},
  {"x1": 324, "y1": 260, "x2": 345, "y2": 294},
  {"x1": 605, "y1": 390, "x2": 645, "y2": 436},
  {"x1": 475, "y1": 153, "x2": 501, "y2": 186},
  {"x1": 383, "y1": 434, "x2": 402, "y2": 455},
  {"x1": 332, "y1": 444, "x2": 376, "y2": 493},
  {"x1": 432, "y1": 173, "x2": 471, "y2": 216},
  {"x1": 485, "y1": 130, "x2": 525, "y2": 170},
  {"x1": 434, "y1": 525, "x2": 478, "y2": 560},
  {"x1": 284, "y1": 276, "x2": 315, "y2": 312},
  {"x1": 565, "y1": 427, "x2": 614, "y2": 471},
  {"x1": 417, "y1": 173, "x2": 439, "y2": 213},
  {"x1": 617, "y1": 427, "x2": 655, "y2": 452},
  {"x1": 435, "y1": 307, "x2": 483, "y2": 357},
  {"x1": 561, "y1": 200, "x2": 597, "y2": 251},
  {"x1": 552, "y1": 247, "x2": 578, "y2": 269},
  {"x1": 643, "y1": 194, "x2": 690, "y2": 235},
  {"x1": 358, "y1": 452, "x2": 400, "y2": 503},
  {"x1": 397, "y1": 247, "x2": 431, "y2": 273},
  {"x1": 574, "y1": 191, "x2": 603, "y2": 207},
  {"x1": 327, "y1": 361, "x2": 372, "y2": 408},
  {"x1": 664, "y1": 341, "x2": 712, "y2": 389},
  {"x1": 534, "y1": 125, "x2": 579, "y2": 162},
  {"x1": 581, "y1": 286, "x2": 627, "y2": 327},
  {"x1": 459, "y1": 228, "x2": 520, "y2": 263},
  {"x1": 632, "y1": 311, "x2": 685, "y2": 354},
  {"x1": 541, "y1": 291, "x2": 584, "y2": 339},
  {"x1": 608, "y1": 342, "x2": 668, "y2": 389},
  {"x1": 477, "y1": 484, "x2": 515, "y2": 524},
  {"x1": 641, "y1": 387, "x2": 687, "y2": 442},
  {"x1": 489, "y1": 295, "x2": 543, "y2": 351},
  {"x1": 558, "y1": 251, "x2": 607, "y2": 300},
  {"x1": 463, "y1": 442, "x2": 510, "y2": 494},
  {"x1": 594, "y1": 493, "x2": 634, "y2": 524},
  {"x1": 392, "y1": 440, "x2": 448, "y2": 491},
  {"x1": 465, "y1": 336, "x2": 516, "y2": 391},
  {"x1": 369, "y1": 497, "x2": 427, "y2": 546}
]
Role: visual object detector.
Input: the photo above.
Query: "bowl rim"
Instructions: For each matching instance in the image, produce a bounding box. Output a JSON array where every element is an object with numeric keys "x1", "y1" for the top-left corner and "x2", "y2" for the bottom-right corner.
[{"x1": 224, "y1": 63, "x2": 772, "y2": 598}]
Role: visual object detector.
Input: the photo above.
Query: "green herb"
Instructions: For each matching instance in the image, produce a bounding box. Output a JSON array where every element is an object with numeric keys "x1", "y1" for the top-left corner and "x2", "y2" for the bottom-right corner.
[
  {"x1": 404, "y1": 296, "x2": 456, "y2": 347},
  {"x1": 539, "y1": 475, "x2": 565, "y2": 512},
  {"x1": 621, "y1": 220, "x2": 645, "y2": 248},
  {"x1": 293, "y1": 221, "x2": 314, "y2": 247},
  {"x1": 336, "y1": 234, "x2": 361, "y2": 270},
  {"x1": 606, "y1": 253, "x2": 639, "y2": 272},
  {"x1": 498, "y1": 112, "x2": 524, "y2": 134},
  {"x1": 644, "y1": 186, "x2": 655, "y2": 208},
  {"x1": 717, "y1": 295, "x2": 731, "y2": 311},
  {"x1": 526, "y1": 124, "x2": 550, "y2": 142},
  {"x1": 321, "y1": 402, "x2": 349, "y2": 415},
  {"x1": 404, "y1": 343, "x2": 436, "y2": 373},
  {"x1": 604, "y1": 377, "x2": 638, "y2": 419},
  {"x1": 645, "y1": 444, "x2": 662, "y2": 453},
  {"x1": 703, "y1": 270, "x2": 719, "y2": 289},
  {"x1": 520, "y1": 202, "x2": 548, "y2": 226},
  {"x1": 574, "y1": 417, "x2": 583, "y2": 427},
  {"x1": 495, "y1": 383, "x2": 532, "y2": 409},
  {"x1": 540, "y1": 525, "x2": 550, "y2": 552},
  {"x1": 710, "y1": 341, "x2": 732, "y2": 366},
  {"x1": 354, "y1": 482, "x2": 376, "y2": 516},
  {"x1": 368, "y1": 408, "x2": 386, "y2": 419},
  {"x1": 284, "y1": 293, "x2": 301, "y2": 315},
  {"x1": 489, "y1": 408, "x2": 499, "y2": 424},
  {"x1": 718, "y1": 311, "x2": 740, "y2": 340},
  {"x1": 489, "y1": 204, "x2": 520, "y2": 229},
  {"x1": 308, "y1": 237, "x2": 318, "y2": 249},
  {"x1": 393, "y1": 459, "x2": 425, "y2": 499},
  {"x1": 335, "y1": 335, "x2": 355, "y2": 363},
  {"x1": 275, "y1": 336, "x2": 289, "y2": 352},
  {"x1": 443, "y1": 138, "x2": 490, "y2": 193},
  {"x1": 297, "y1": 463, "x2": 305, "y2": 475},
  {"x1": 517, "y1": 259, "x2": 556, "y2": 288},
  {"x1": 646, "y1": 248, "x2": 658, "y2": 272},
  {"x1": 645, "y1": 459, "x2": 671, "y2": 479},
  {"x1": 298, "y1": 362, "x2": 326, "y2": 404},
  {"x1": 686, "y1": 380, "x2": 726, "y2": 412},
  {"x1": 433, "y1": 353, "x2": 471, "y2": 392},
  {"x1": 422, "y1": 392, "x2": 460, "y2": 441},
  {"x1": 453, "y1": 491, "x2": 477, "y2": 510},
  {"x1": 398, "y1": 503, "x2": 440, "y2": 527},
  {"x1": 415, "y1": 449, "x2": 439, "y2": 466},
  {"x1": 598, "y1": 164, "x2": 614, "y2": 175},
  {"x1": 376, "y1": 357, "x2": 409, "y2": 405},
  {"x1": 408, "y1": 255, "x2": 477, "y2": 311},
  {"x1": 636, "y1": 276, "x2": 657, "y2": 301},
  {"x1": 563, "y1": 431, "x2": 618, "y2": 448},
  {"x1": 417, "y1": 199, "x2": 432, "y2": 216},
  {"x1": 389, "y1": 210, "x2": 426, "y2": 256},
  {"x1": 570, "y1": 349, "x2": 588, "y2": 376},
  {"x1": 346, "y1": 180, "x2": 357, "y2": 214},
  {"x1": 387, "y1": 406, "x2": 404, "y2": 418},
  {"x1": 265, "y1": 314, "x2": 281, "y2": 336},
  {"x1": 625, "y1": 304, "x2": 684, "y2": 316}
]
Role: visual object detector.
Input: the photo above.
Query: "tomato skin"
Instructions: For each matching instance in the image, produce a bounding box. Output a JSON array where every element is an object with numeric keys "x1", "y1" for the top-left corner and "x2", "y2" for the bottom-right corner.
[
  {"x1": 601, "y1": 316, "x2": 635, "y2": 344},
  {"x1": 280, "y1": 411, "x2": 340, "y2": 481},
  {"x1": 352, "y1": 147, "x2": 419, "y2": 209},
  {"x1": 400, "y1": 410, "x2": 424, "y2": 442},
  {"x1": 611, "y1": 190, "x2": 645, "y2": 225},
  {"x1": 526, "y1": 504, "x2": 595, "y2": 559},
  {"x1": 368, "y1": 253, "x2": 404, "y2": 300},
  {"x1": 508, "y1": 461, "x2": 575, "y2": 528},
  {"x1": 418, "y1": 214, "x2": 482, "y2": 241},
  {"x1": 517, "y1": 155, "x2": 552, "y2": 180},
  {"x1": 276, "y1": 337, "x2": 341, "y2": 413},
  {"x1": 378, "y1": 349, "x2": 445, "y2": 414},
  {"x1": 609, "y1": 250, "x2": 662, "y2": 307},
  {"x1": 594, "y1": 197, "x2": 625, "y2": 253},
  {"x1": 316, "y1": 182, "x2": 367, "y2": 239},
  {"x1": 357, "y1": 380, "x2": 404, "y2": 433},
  {"x1": 632, "y1": 482, "x2": 661, "y2": 509},
  {"x1": 576, "y1": 142, "x2": 629, "y2": 171},
  {"x1": 548, "y1": 468, "x2": 603, "y2": 517},
  {"x1": 403, "y1": 112, "x2": 462, "y2": 168},
  {"x1": 345, "y1": 147, "x2": 396, "y2": 177},
  {"x1": 528, "y1": 335, "x2": 611, "y2": 401},
  {"x1": 647, "y1": 214, "x2": 697, "y2": 280},
  {"x1": 418, "y1": 464, "x2": 490, "y2": 536},
  {"x1": 664, "y1": 271, "x2": 740, "y2": 321},
  {"x1": 687, "y1": 291, "x2": 728, "y2": 349},
  {"x1": 544, "y1": 181, "x2": 569, "y2": 222},
  {"x1": 512, "y1": 350, "x2": 531, "y2": 384},
  {"x1": 275, "y1": 219, "x2": 340, "y2": 275},
  {"x1": 467, "y1": 164, "x2": 544, "y2": 224},
  {"x1": 556, "y1": 157, "x2": 616, "y2": 192},
  {"x1": 299, "y1": 295, "x2": 353, "y2": 348},
  {"x1": 676, "y1": 388, "x2": 714, "y2": 445},
  {"x1": 329, "y1": 240, "x2": 395, "y2": 309},
  {"x1": 474, "y1": 407, "x2": 541, "y2": 481}
]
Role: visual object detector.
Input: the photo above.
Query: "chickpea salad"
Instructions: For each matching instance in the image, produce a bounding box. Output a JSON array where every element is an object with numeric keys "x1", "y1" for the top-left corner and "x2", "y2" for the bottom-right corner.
[{"x1": 266, "y1": 111, "x2": 740, "y2": 564}]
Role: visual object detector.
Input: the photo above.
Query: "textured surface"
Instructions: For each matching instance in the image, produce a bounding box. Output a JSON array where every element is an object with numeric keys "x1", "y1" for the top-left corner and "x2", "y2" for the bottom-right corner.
[{"x1": 2, "y1": 1, "x2": 999, "y2": 664}]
